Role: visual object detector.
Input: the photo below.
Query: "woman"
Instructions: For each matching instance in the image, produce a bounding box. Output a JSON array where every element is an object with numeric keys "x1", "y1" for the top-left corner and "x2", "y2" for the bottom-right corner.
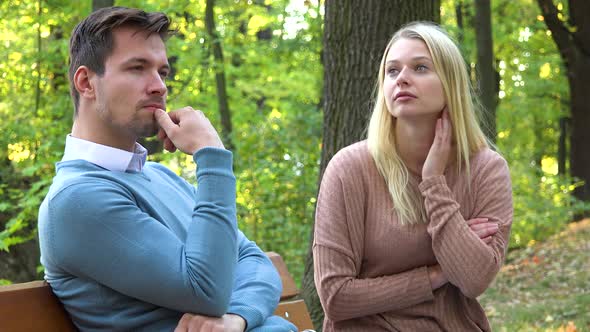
[{"x1": 313, "y1": 22, "x2": 512, "y2": 331}]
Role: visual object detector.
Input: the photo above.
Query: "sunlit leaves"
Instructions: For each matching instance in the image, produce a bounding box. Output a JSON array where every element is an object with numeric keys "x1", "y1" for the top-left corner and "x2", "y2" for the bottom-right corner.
[
  {"x1": 442, "y1": 0, "x2": 589, "y2": 250},
  {"x1": 539, "y1": 62, "x2": 551, "y2": 78},
  {"x1": 1, "y1": 0, "x2": 323, "y2": 284}
]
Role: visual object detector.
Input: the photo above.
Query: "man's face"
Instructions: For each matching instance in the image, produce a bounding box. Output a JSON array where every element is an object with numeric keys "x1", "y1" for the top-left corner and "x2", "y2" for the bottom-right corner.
[{"x1": 93, "y1": 26, "x2": 170, "y2": 139}]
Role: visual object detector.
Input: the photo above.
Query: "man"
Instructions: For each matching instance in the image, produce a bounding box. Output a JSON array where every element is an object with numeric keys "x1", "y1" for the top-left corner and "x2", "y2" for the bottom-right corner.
[{"x1": 38, "y1": 7, "x2": 296, "y2": 332}]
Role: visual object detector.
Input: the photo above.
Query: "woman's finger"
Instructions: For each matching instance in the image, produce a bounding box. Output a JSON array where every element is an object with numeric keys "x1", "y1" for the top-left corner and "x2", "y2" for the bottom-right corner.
[{"x1": 467, "y1": 218, "x2": 489, "y2": 226}]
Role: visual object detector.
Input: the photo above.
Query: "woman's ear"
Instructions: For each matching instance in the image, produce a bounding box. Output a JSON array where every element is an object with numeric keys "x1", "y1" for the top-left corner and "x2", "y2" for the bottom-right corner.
[{"x1": 73, "y1": 66, "x2": 96, "y2": 100}]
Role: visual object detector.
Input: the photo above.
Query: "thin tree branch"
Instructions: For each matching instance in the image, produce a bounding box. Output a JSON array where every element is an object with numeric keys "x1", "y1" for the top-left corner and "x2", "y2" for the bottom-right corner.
[{"x1": 536, "y1": 0, "x2": 575, "y2": 67}]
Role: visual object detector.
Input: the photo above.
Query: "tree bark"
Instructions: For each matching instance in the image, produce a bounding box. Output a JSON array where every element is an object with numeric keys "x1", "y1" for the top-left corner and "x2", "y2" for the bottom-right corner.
[
  {"x1": 301, "y1": 1, "x2": 440, "y2": 329},
  {"x1": 558, "y1": 117, "x2": 567, "y2": 175},
  {"x1": 35, "y1": 0, "x2": 42, "y2": 113},
  {"x1": 205, "y1": 0, "x2": 234, "y2": 151},
  {"x1": 537, "y1": 0, "x2": 590, "y2": 211},
  {"x1": 474, "y1": 0, "x2": 497, "y2": 142},
  {"x1": 455, "y1": 0, "x2": 465, "y2": 46}
]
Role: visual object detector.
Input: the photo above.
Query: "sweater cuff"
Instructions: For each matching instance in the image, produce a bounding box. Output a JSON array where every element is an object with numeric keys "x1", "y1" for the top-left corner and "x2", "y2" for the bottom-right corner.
[
  {"x1": 418, "y1": 175, "x2": 447, "y2": 193},
  {"x1": 413, "y1": 266, "x2": 435, "y2": 303},
  {"x1": 227, "y1": 305, "x2": 264, "y2": 332},
  {"x1": 193, "y1": 147, "x2": 234, "y2": 177}
]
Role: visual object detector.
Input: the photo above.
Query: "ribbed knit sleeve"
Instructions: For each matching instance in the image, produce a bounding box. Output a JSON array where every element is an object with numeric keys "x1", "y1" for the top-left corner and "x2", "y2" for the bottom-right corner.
[
  {"x1": 419, "y1": 150, "x2": 513, "y2": 298},
  {"x1": 313, "y1": 146, "x2": 434, "y2": 322}
]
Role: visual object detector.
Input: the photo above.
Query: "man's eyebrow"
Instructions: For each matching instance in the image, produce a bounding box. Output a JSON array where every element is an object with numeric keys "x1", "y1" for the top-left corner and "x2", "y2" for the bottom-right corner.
[{"x1": 122, "y1": 57, "x2": 170, "y2": 70}]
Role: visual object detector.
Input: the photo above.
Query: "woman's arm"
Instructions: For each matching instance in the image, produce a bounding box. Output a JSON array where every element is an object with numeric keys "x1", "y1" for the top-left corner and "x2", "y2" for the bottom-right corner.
[
  {"x1": 421, "y1": 111, "x2": 513, "y2": 298},
  {"x1": 420, "y1": 155, "x2": 513, "y2": 298},
  {"x1": 313, "y1": 154, "x2": 435, "y2": 322}
]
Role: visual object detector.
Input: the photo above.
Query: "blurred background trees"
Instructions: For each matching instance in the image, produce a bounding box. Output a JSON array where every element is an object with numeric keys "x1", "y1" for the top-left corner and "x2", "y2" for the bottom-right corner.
[{"x1": 1, "y1": 0, "x2": 589, "y2": 329}]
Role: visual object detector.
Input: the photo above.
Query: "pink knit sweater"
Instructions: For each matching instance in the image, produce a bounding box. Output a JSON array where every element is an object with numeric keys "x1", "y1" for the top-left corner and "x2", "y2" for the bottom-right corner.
[{"x1": 313, "y1": 140, "x2": 513, "y2": 331}]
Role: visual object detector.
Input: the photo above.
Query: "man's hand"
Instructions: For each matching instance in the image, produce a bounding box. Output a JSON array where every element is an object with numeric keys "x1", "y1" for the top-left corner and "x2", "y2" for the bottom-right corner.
[
  {"x1": 422, "y1": 109, "x2": 452, "y2": 179},
  {"x1": 174, "y1": 313, "x2": 246, "y2": 332},
  {"x1": 155, "y1": 107, "x2": 224, "y2": 155},
  {"x1": 467, "y1": 217, "x2": 498, "y2": 245}
]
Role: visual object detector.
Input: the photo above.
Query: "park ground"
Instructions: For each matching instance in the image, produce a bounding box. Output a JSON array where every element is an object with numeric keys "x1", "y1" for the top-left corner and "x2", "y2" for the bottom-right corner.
[{"x1": 480, "y1": 218, "x2": 590, "y2": 332}]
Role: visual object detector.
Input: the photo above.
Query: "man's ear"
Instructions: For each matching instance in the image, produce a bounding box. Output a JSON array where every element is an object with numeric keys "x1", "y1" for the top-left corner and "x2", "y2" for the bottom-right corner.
[{"x1": 73, "y1": 65, "x2": 97, "y2": 100}]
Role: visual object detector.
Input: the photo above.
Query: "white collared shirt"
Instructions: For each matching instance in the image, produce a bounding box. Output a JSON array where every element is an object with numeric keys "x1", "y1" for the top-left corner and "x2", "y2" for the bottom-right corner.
[{"x1": 62, "y1": 135, "x2": 148, "y2": 172}]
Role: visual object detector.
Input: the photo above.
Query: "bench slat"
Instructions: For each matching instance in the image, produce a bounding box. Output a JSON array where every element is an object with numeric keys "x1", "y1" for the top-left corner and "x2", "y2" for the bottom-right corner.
[
  {"x1": 266, "y1": 251, "x2": 299, "y2": 300},
  {"x1": 275, "y1": 299, "x2": 314, "y2": 331},
  {"x1": 0, "y1": 252, "x2": 313, "y2": 331},
  {"x1": 0, "y1": 280, "x2": 77, "y2": 332}
]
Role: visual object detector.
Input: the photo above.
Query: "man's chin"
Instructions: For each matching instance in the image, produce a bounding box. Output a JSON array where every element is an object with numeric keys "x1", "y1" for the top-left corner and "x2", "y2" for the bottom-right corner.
[{"x1": 136, "y1": 123, "x2": 159, "y2": 138}]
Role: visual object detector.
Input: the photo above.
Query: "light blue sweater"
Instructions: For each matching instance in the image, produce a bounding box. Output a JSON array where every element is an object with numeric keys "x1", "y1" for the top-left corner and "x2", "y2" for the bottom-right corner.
[{"x1": 38, "y1": 148, "x2": 295, "y2": 331}]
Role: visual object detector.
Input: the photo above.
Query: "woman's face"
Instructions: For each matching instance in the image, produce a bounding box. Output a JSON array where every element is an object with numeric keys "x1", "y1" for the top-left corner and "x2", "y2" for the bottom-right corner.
[{"x1": 383, "y1": 38, "x2": 446, "y2": 119}]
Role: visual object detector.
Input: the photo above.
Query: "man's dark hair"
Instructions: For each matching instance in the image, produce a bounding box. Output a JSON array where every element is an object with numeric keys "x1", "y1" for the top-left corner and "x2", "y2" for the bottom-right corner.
[{"x1": 68, "y1": 7, "x2": 174, "y2": 115}]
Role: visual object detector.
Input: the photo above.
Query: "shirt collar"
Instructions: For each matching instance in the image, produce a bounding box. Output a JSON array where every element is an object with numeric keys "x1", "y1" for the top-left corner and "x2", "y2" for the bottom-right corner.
[{"x1": 62, "y1": 135, "x2": 148, "y2": 172}]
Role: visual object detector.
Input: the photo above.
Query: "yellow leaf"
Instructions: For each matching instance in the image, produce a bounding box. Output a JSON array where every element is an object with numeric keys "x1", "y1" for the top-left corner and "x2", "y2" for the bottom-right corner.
[
  {"x1": 248, "y1": 15, "x2": 269, "y2": 36},
  {"x1": 539, "y1": 63, "x2": 551, "y2": 79},
  {"x1": 8, "y1": 52, "x2": 22, "y2": 62}
]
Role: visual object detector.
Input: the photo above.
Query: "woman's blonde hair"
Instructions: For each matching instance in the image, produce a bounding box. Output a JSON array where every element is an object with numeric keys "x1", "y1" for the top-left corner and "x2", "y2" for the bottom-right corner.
[{"x1": 367, "y1": 22, "x2": 489, "y2": 225}]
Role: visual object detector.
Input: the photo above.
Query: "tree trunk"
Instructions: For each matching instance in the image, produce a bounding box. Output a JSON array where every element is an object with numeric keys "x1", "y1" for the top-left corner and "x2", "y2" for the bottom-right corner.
[
  {"x1": 92, "y1": 0, "x2": 113, "y2": 11},
  {"x1": 455, "y1": 0, "x2": 465, "y2": 46},
  {"x1": 301, "y1": 1, "x2": 440, "y2": 329},
  {"x1": 205, "y1": 0, "x2": 234, "y2": 151},
  {"x1": 537, "y1": 0, "x2": 590, "y2": 212},
  {"x1": 558, "y1": 117, "x2": 567, "y2": 175},
  {"x1": 35, "y1": 0, "x2": 42, "y2": 113},
  {"x1": 474, "y1": 0, "x2": 497, "y2": 142}
]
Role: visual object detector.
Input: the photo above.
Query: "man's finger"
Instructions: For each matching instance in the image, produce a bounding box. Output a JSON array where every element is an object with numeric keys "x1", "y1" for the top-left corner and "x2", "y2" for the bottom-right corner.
[
  {"x1": 164, "y1": 138, "x2": 176, "y2": 152},
  {"x1": 174, "y1": 313, "x2": 192, "y2": 332},
  {"x1": 157, "y1": 127, "x2": 167, "y2": 140},
  {"x1": 154, "y1": 109, "x2": 177, "y2": 135}
]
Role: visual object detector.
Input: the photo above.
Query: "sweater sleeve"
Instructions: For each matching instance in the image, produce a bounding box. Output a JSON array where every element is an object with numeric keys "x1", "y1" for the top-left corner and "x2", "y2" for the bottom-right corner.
[
  {"x1": 227, "y1": 231, "x2": 282, "y2": 331},
  {"x1": 313, "y1": 153, "x2": 434, "y2": 322},
  {"x1": 419, "y1": 152, "x2": 513, "y2": 298},
  {"x1": 45, "y1": 148, "x2": 238, "y2": 316}
]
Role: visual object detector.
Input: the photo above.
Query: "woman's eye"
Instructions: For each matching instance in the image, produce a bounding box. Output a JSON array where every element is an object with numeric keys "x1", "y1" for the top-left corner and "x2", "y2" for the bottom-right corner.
[
  {"x1": 387, "y1": 68, "x2": 399, "y2": 76},
  {"x1": 416, "y1": 64, "x2": 428, "y2": 72}
]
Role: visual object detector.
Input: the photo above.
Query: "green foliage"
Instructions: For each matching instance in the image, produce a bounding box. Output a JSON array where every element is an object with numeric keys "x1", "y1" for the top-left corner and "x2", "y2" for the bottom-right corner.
[
  {"x1": 0, "y1": 0, "x2": 322, "y2": 285},
  {"x1": 1, "y1": 0, "x2": 588, "y2": 287},
  {"x1": 442, "y1": 0, "x2": 590, "y2": 249}
]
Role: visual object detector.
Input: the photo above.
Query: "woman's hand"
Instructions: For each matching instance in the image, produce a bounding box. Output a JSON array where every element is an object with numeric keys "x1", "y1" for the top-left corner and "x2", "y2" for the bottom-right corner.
[
  {"x1": 427, "y1": 264, "x2": 448, "y2": 290},
  {"x1": 467, "y1": 217, "x2": 498, "y2": 245},
  {"x1": 422, "y1": 110, "x2": 452, "y2": 179}
]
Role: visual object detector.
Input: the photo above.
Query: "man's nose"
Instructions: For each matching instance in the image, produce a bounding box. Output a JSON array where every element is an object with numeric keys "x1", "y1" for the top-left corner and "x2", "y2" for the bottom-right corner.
[{"x1": 148, "y1": 72, "x2": 167, "y2": 95}]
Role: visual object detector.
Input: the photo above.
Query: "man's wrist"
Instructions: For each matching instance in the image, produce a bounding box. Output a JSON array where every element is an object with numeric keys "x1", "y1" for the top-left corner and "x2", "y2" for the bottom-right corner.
[{"x1": 225, "y1": 313, "x2": 247, "y2": 332}]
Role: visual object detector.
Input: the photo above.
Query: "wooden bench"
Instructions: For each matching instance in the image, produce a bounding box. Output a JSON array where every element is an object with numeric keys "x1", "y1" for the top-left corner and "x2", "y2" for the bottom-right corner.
[{"x1": 0, "y1": 252, "x2": 314, "y2": 331}]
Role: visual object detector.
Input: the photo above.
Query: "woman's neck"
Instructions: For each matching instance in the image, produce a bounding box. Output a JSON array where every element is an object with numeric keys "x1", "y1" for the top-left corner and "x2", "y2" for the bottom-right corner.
[{"x1": 395, "y1": 115, "x2": 438, "y2": 176}]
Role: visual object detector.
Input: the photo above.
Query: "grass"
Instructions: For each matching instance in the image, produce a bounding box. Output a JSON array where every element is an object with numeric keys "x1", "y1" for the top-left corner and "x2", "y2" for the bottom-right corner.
[{"x1": 480, "y1": 218, "x2": 590, "y2": 332}]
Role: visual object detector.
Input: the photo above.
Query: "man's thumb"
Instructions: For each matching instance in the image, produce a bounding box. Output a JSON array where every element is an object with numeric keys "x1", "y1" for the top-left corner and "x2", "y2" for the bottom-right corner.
[{"x1": 154, "y1": 109, "x2": 175, "y2": 133}]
